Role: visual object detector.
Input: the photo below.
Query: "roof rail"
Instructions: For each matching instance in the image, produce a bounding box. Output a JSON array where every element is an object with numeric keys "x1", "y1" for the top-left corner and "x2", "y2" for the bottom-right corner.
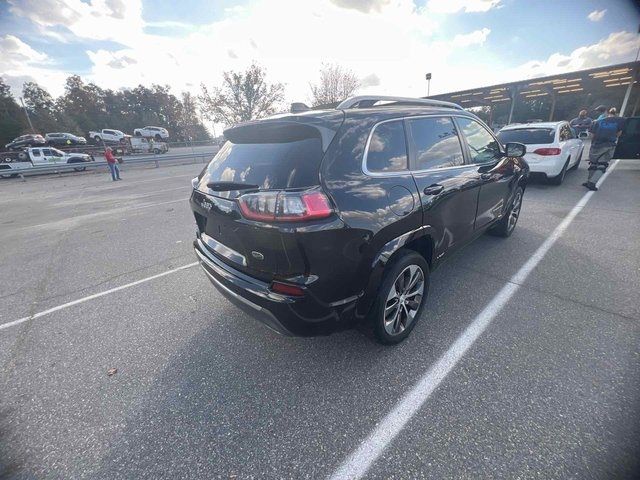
[{"x1": 336, "y1": 95, "x2": 464, "y2": 111}]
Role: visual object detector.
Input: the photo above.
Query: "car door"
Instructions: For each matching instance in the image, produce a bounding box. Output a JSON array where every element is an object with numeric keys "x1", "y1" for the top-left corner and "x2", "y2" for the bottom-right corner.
[
  {"x1": 613, "y1": 117, "x2": 640, "y2": 159},
  {"x1": 103, "y1": 130, "x2": 115, "y2": 142},
  {"x1": 559, "y1": 123, "x2": 580, "y2": 166},
  {"x1": 41, "y1": 148, "x2": 56, "y2": 163},
  {"x1": 407, "y1": 115, "x2": 480, "y2": 258},
  {"x1": 456, "y1": 116, "x2": 515, "y2": 230}
]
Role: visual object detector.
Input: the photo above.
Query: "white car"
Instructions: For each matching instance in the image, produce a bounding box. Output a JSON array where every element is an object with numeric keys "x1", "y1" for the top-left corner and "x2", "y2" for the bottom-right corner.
[
  {"x1": 0, "y1": 147, "x2": 93, "y2": 177},
  {"x1": 497, "y1": 121, "x2": 584, "y2": 185},
  {"x1": 133, "y1": 126, "x2": 169, "y2": 140},
  {"x1": 89, "y1": 129, "x2": 126, "y2": 144}
]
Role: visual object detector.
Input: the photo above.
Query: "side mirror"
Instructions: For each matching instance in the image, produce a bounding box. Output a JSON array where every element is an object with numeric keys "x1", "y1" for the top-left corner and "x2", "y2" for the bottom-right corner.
[{"x1": 505, "y1": 142, "x2": 526, "y2": 157}]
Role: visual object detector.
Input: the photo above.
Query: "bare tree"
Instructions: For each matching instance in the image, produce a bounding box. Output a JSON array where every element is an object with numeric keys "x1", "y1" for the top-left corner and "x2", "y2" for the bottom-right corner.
[
  {"x1": 198, "y1": 64, "x2": 285, "y2": 127},
  {"x1": 309, "y1": 63, "x2": 360, "y2": 107}
]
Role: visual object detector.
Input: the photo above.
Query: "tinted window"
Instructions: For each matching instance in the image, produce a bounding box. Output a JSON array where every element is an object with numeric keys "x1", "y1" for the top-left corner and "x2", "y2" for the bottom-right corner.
[
  {"x1": 202, "y1": 137, "x2": 323, "y2": 192},
  {"x1": 104, "y1": 130, "x2": 114, "y2": 135},
  {"x1": 457, "y1": 118, "x2": 502, "y2": 164},
  {"x1": 408, "y1": 117, "x2": 464, "y2": 170},
  {"x1": 497, "y1": 128, "x2": 555, "y2": 145},
  {"x1": 42, "y1": 149, "x2": 52, "y2": 155},
  {"x1": 366, "y1": 121, "x2": 408, "y2": 173},
  {"x1": 32, "y1": 149, "x2": 41, "y2": 156}
]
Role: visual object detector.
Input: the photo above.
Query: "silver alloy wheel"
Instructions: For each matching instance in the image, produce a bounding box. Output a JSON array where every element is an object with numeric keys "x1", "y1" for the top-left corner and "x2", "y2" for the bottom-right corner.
[
  {"x1": 508, "y1": 190, "x2": 522, "y2": 232},
  {"x1": 384, "y1": 264, "x2": 425, "y2": 335}
]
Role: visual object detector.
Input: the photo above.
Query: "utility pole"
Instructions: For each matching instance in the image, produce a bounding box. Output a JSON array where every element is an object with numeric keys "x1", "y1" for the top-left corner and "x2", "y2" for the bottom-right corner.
[
  {"x1": 425, "y1": 73, "x2": 432, "y2": 97},
  {"x1": 19, "y1": 97, "x2": 35, "y2": 133}
]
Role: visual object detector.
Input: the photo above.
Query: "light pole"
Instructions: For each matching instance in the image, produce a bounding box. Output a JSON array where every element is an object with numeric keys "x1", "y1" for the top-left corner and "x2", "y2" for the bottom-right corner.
[
  {"x1": 19, "y1": 97, "x2": 35, "y2": 133},
  {"x1": 425, "y1": 73, "x2": 432, "y2": 97}
]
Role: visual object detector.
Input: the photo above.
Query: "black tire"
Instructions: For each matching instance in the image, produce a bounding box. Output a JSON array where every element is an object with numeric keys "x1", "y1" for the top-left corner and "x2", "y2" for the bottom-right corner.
[
  {"x1": 489, "y1": 186, "x2": 523, "y2": 238},
  {"x1": 17, "y1": 151, "x2": 28, "y2": 161},
  {"x1": 73, "y1": 166, "x2": 87, "y2": 172},
  {"x1": 548, "y1": 157, "x2": 569, "y2": 185},
  {"x1": 370, "y1": 249, "x2": 430, "y2": 345},
  {"x1": 153, "y1": 148, "x2": 161, "y2": 154},
  {"x1": 569, "y1": 150, "x2": 581, "y2": 171}
]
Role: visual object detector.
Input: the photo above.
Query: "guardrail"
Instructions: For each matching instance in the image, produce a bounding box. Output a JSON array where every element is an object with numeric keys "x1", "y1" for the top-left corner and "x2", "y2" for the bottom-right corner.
[{"x1": 0, "y1": 149, "x2": 218, "y2": 181}]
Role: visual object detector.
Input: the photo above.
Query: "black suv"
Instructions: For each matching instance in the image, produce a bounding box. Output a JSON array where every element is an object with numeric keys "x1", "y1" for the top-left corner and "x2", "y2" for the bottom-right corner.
[{"x1": 191, "y1": 96, "x2": 528, "y2": 344}]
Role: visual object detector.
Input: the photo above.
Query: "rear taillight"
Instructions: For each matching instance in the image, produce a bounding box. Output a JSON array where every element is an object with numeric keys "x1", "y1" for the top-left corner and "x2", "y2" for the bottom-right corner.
[
  {"x1": 270, "y1": 281, "x2": 305, "y2": 297},
  {"x1": 533, "y1": 148, "x2": 561, "y2": 156},
  {"x1": 238, "y1": 189, "x2": 333, "y2": 222}
]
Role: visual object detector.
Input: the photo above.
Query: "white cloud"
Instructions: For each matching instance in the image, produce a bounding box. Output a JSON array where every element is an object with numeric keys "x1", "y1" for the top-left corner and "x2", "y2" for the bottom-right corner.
[
  {"x1": 587, "y1": 9, "x2": 606, "y2": 22},
  {"x1": 452, "y1": 28, "x2": 490, "y2": 47},
  {"x1": 426, "y1": 0, "x2": 501, "y2": 13},
  {"x1": 7, "y1": 0, "x2": 144, "y2": 45},
  {"x1": 329, "y1": 0, "x2": 391, "y2": 13},
  {"x1": 0, "y1": 35, "x2": 69, "y2": 97},
  {"x1": 511, "y1": 30, "x2": 640, "y2": 79}
]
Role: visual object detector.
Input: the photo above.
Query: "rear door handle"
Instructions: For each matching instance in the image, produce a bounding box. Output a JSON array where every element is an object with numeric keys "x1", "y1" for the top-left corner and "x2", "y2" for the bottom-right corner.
[{"x1": 423, "y1": 184, "x2": 444, "y2": 195}]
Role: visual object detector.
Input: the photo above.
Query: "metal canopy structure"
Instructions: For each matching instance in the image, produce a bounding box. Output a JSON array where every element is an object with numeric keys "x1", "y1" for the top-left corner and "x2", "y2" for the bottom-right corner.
[{"x1": 427, "y1": 61, "x2": 640, "y2": 128}]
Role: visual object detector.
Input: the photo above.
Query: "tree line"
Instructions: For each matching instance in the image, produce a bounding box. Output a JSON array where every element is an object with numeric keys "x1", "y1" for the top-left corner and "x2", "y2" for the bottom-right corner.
[{"x1": 0, "y1": 63, "x2": 361, "y2": 148}]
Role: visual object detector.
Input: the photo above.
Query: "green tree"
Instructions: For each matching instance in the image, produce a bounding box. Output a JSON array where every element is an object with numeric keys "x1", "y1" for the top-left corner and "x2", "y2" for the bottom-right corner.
[
  {"x1": 198, "y1": 63, "x2": 285, "y2": 127},
  {"x1": 22, "y1": 82, "x2": 61, "y2": 134}
]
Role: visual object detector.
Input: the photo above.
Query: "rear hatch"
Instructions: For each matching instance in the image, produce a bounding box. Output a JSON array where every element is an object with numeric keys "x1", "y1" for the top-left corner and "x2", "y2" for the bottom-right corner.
[{"x1": 192, "y1": 111, "x2": 344, "y2": 281}]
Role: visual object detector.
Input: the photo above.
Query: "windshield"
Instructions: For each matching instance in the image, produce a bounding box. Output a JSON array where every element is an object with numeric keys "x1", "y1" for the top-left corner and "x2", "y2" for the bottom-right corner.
[{"x1": 497, "y1": 128, "x2": 555, "y2": 144}]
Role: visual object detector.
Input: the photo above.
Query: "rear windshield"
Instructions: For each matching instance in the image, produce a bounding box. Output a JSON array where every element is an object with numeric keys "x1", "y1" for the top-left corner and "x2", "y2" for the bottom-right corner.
[
  {"x1": 201, "y1": 137, "x2": 323, "y2": 191},
  {"x1": 497, "y1": 128, "x2": 555, "y2": 144}
]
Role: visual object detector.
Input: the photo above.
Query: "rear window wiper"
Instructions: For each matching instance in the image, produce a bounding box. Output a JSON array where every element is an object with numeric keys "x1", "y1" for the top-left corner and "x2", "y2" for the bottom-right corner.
[{"x1": 206, "y1": 181, "x2": 260, "y2": 192}]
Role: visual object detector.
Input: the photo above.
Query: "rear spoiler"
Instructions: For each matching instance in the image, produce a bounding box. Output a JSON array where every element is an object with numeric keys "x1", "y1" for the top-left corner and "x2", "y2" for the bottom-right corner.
[{"x1": 224, "y1": 114, "x2": 344, "y2": 152}]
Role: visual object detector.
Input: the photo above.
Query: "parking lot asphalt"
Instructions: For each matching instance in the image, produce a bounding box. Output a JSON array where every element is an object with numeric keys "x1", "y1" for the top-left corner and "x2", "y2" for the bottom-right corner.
[{"x1": 0, "y1": 158, "x2": 638, "y2": 479}]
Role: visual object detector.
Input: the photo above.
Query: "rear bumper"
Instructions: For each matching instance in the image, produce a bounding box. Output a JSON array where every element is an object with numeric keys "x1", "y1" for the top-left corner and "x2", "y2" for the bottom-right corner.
[
  {"x1": 524, "y1": 155, "x2": 565, "y2": 177},
  {"x1": 194, "y1": 239, "x2": 357, "y2": 336}
]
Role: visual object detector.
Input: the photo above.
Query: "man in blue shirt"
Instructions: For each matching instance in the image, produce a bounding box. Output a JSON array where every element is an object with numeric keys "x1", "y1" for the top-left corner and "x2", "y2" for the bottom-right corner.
[
  {"x1": 583, "y1": 108, "x2": 625, "y2": 191},
  {"x1": 570, "y1": 109, "x2": 592, "y2": 136}
]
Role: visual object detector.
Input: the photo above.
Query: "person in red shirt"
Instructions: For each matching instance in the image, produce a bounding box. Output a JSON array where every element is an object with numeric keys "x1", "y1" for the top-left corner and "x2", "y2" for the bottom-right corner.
[{"x1": 105, "y1": 147, "x2": 121, "y2": 181}]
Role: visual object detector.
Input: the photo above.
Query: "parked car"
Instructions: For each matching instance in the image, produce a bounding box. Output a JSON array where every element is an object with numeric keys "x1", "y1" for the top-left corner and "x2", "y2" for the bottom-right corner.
[
  {"x1": 5, "y1": 134, "x2": 46, "y2": 150},
  {"x1": 613, "y1": 116, "x2": 639, "y2": 159},
  {"x1": 190, "y1": 96, "x2": 529, "y2": 344},
  {"x1": 497, "y1": 121, "x2": 583, "y2": 185},
  {"x1": 89, "y1": 129, "x2": 126, "y2": 144},
  {"x1": 45, "y1": 132, "x2": 87, "y2": 146},
  {"x1": 134, "y1": 126, "x2": 169, "y2": 140},
  {"x1": 0, "y1": 147, "x2": 93, "y2": 176}
]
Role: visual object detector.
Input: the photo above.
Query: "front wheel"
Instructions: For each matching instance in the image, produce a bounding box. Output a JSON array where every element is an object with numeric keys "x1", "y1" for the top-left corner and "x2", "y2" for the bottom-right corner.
[
  {"x1": 371, "y1": 250, "x2": 430, "y2": 345},
  {"x1": 489, "y1": 186, "x2": 523, "y2": 238}
]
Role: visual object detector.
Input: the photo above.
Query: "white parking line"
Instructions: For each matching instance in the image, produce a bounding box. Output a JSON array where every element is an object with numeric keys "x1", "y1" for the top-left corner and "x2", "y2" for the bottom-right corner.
[
  {"x1": 328, "y1": 160, "x2": 619, "y2": 480},
  {"x1": 0, "y1": 262, "x2": 198, "y2": 332}
]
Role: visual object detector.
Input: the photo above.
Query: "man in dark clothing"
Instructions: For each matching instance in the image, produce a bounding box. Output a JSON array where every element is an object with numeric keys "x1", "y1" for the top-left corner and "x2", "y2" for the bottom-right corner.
[
  {"x1": 582, "y1": 108, "x2": 624, "y2": 191},
  {"x1": 570, "y1": 109, "x2": 592, "y2": 136},
  {"x1": 105, "y1": 147, "x2": 121, "y2": 181}
]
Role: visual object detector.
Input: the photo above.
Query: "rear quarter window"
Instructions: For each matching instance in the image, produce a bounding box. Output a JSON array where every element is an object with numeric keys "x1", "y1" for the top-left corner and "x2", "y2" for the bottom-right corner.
[{"x1": 365, "y1": 120, "x2": 408, "y2": 173}]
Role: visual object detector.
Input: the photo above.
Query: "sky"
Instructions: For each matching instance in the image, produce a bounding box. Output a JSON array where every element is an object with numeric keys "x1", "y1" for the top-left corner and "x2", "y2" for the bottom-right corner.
[{"x1": 1, "y1": 0, "x2": 639, "y2": 104}]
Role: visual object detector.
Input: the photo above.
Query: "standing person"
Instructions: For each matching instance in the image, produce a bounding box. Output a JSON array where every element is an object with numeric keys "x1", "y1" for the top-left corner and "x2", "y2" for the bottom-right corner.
[
  {"x1": 570, "y1": 109, "x2": 592, "y2": 136},
  {"x1": 582, "y1": 108, "x2": 624, "y2": 191},
  {"x1": 594, "y1": 105, "x2": 607, "y2": 121},
  {"x1": 105, "y1": 147, "x2": 121, "y2": 181}
]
